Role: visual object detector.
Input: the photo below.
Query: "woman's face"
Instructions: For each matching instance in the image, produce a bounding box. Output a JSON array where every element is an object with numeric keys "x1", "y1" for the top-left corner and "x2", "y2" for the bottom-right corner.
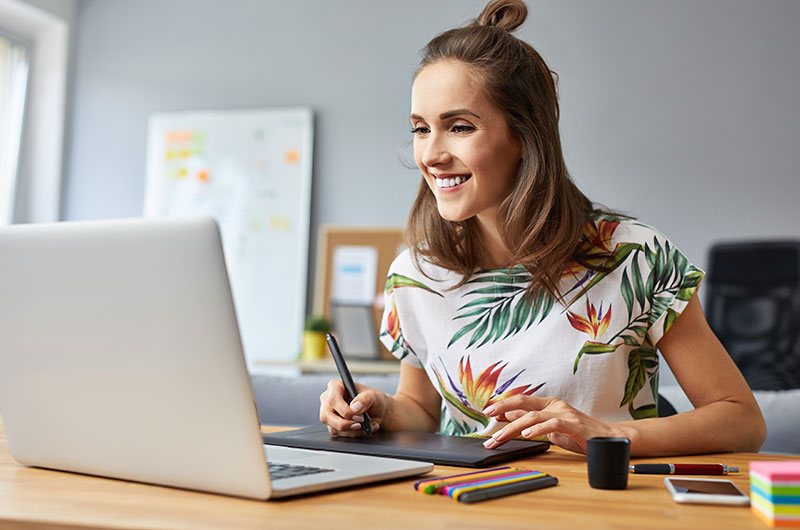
[{"x1": 411, "y1": 60, "x2": 522, "y2": 225}]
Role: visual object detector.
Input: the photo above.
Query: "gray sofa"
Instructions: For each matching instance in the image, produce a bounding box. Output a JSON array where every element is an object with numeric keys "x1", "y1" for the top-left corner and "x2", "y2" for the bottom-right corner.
[
  {"x1": 251, "y1": 373, "x2": 800, "y2": 454},
  {"x1": 251, "y1": 373, "x2": 399, "y2": 427}
]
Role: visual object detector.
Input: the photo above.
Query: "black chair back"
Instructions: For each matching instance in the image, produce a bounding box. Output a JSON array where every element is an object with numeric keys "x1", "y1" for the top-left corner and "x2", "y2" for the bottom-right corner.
[{"x1": 705, "y1": 240, "x2": 800, "y2": 390}]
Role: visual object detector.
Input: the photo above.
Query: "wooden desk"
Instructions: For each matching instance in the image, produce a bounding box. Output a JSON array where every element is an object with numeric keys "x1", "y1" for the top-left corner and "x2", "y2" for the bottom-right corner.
[{"x1": 0, "y1": 422, "x2": 788, "y2": 530}]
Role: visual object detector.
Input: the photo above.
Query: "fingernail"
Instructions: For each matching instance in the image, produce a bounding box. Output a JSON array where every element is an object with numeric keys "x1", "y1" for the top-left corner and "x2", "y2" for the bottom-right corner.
[
  {"x1": 371, "y1": 422, "x2": 380, "y2": 432},
  {"x1": 521, "y1": 428, "x2": 532, "y2": 438},
  {"x1": 483, "y1": 405, "x2": 496, "y2": 416},
  {"x1": 483, "y1": 438, "x2": 494, "y2": 448},
  {"x1": 350, "y1": 423, "x2": 362, "y2": 430},
  {"x1": 351, "y1": 401, "x2": 363, "y2": 413},
  {"x1": 352, "y1": 415, "x2": 364, "y2": 422},
  {"x1": 492, "y1": 429, "x2": 504, "y2": 440}
]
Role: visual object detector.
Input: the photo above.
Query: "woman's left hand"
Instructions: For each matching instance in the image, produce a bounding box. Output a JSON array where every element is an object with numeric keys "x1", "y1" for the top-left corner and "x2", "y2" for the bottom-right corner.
[{"x1": 482, "y1": 395, "x2": 626, "y2": 454}]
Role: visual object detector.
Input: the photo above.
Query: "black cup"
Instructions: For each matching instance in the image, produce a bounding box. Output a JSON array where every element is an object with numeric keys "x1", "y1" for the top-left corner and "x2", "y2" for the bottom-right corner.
[{"x1": 587, "y1": 437, "x2": 630, "y2": 490}]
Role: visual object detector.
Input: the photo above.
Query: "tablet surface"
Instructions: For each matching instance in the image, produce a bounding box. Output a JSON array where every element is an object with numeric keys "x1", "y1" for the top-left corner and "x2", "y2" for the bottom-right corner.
[{"x1": 262, "y1": 426, "x2": 549, "y2": 467}]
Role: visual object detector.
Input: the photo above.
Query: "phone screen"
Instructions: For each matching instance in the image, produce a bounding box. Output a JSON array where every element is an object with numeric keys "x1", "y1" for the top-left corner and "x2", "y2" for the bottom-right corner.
[{"x1": 669, "y1": 479, "x2": 744, "y2": 496}]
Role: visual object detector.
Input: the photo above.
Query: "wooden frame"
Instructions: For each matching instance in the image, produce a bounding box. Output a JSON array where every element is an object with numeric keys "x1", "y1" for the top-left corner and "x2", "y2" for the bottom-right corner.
[{"x1": 314, "y1": 225, "x2": 404, "y2": 359}]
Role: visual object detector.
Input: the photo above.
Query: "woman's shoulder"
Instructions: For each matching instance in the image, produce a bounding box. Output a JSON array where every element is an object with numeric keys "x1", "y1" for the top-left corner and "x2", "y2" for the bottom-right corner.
[
  {"x1": 387, "y1": 247, "x2": 458, "y2": 287},
  {"x1": 588, "y1": 212, "x2": 673, "y2": 249}
]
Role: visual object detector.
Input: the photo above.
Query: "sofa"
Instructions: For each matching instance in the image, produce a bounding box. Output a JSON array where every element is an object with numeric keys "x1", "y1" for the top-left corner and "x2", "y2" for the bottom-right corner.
[{"x1": 251, "y1": 373, "x2": 800, "y2": 454}]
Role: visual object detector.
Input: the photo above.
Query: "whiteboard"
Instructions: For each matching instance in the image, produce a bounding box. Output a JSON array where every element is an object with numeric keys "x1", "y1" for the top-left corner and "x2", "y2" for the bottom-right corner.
[{"x1": 145, "y1": 107, "x2": 313, "y2": 363}]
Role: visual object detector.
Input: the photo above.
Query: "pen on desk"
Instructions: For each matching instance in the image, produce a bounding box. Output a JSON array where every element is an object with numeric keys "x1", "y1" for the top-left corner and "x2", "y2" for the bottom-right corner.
[
  {"x1": 326, "y1": 333, "x2": 372, "y2": 436},
  {"x1": 629, "y1": 464, "x2": 739, "y2": 475}
]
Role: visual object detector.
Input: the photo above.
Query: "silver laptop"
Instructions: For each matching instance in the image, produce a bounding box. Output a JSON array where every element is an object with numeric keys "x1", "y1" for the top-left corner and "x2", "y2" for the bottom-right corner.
[{"x1": 0, "y1": 216, "x2": 432, "y2": 500}]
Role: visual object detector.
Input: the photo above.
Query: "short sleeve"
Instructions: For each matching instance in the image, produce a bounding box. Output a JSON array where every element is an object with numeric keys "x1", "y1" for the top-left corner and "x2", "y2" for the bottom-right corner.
[
  {"x1": 379, "y1": 284, "x2": 424, "y2": 368},
  {"x1": 639, "y1": 232, "x2": 705, "y2": 345}
]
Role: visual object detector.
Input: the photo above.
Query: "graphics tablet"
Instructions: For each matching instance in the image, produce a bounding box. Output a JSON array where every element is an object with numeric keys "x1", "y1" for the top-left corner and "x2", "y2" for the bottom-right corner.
[{"x1": 262, "y1": 426, "x2": 549, "y2": 467}]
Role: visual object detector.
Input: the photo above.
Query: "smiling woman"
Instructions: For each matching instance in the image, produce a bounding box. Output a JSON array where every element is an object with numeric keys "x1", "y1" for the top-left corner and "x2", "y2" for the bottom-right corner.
[{"x1": 318, "y1": 0, "x2": 766, "y2": 458}]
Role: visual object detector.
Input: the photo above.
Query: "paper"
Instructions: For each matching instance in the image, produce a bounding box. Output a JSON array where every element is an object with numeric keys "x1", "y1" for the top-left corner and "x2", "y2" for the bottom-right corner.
[{"x1": 331, "y1": 245, "x2": 378, "y2": 305}]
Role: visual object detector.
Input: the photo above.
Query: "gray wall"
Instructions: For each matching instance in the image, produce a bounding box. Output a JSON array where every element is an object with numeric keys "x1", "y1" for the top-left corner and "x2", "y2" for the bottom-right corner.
[{"x1": 63, "y1": 0, "x2": 800, "y2": 316}]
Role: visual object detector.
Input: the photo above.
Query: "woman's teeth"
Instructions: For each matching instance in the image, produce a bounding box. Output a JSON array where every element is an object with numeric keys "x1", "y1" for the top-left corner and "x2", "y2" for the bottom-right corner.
[{"x1": 435, "y1": 175, "x2": 470, "y2": 188}]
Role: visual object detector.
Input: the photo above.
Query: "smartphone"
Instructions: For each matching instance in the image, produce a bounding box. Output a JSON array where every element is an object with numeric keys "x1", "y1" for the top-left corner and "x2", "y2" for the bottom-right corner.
[{"x1": 664, "y1": 477, "x2": 750, "y2": 505}]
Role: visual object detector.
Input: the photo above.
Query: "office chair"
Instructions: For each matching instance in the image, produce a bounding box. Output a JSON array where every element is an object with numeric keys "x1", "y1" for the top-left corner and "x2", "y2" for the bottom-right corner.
[{"x1": 705, "y1": 240, "x2": 800, "y2": 390}]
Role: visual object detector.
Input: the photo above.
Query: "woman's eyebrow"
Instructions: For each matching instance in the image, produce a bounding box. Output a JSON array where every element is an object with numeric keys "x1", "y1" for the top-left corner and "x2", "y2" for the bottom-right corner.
[
  {"x1": 410, "y1": 109, "x2": 481, "y2": 121},
  {"x1": 439, "y1": 109, "x2": 481, "y2": 120}
]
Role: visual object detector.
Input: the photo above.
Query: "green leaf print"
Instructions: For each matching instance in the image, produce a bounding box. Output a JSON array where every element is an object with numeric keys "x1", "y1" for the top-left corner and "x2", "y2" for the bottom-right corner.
[
  {"x1": 620, "y1": 269, "x2": 634, "y2": 320},
  {"x1": 572, "y1": 341, "x2": 619, "y2": 373},
  {"x1": 447, "y1": 317, "x2": 484, "y2": 348},
  {"x1": 629, "y1": 402, "x2": 658, "y2": 420},
  {"x1": 677, "y1": 270, "x2": 704, "y2": 301},
  {"x1": 631, "y1": 258, "x2": 646, "y2": 311},
  {"x1": 440, "y1": 415, "x2": 475, "y2": 437},
  {"x1": 622, "y1": 335, "x2": 640, "y2": 347},
  {"x1": 384, "y1": 273, "x2": 443, "y2": 296},
  {"x1": 563, "y1": 242, "x2": 644, "y2": 311},
  {"x1": 620, "y1": 348, "x2": 648, "y2": 407},
  {"x1": 663, "y1": 308, "x2": 679, "y2": 335},
  {"x1": 448, "y1": 269, "x2": 555, "y2": 349},
  {"x1": 469, "y1": 316, "x2": 491, "y2": 348}
]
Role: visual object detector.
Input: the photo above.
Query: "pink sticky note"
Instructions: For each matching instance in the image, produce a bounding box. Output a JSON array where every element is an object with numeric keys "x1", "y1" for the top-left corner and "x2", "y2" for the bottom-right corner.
[{"x1": 750, "y1": 461, "x2": 800, "y2": 481}]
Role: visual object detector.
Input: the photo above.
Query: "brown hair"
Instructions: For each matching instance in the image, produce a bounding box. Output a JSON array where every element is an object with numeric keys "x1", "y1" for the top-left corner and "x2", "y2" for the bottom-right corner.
[{"x1": 405, "y1": 0, "x2": 609, "y2": 299}]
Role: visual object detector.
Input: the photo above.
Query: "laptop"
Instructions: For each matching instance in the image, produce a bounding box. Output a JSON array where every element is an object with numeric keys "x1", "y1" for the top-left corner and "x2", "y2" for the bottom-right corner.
[{"x1": 0, "y1": 216, "x2": 432, "y2": 500}]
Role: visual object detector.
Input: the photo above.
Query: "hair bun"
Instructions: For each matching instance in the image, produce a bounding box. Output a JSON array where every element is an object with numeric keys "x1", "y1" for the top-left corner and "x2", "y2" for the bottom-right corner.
[{"x1": 476, "y1": 0, "x2": 527, "y2": 32}]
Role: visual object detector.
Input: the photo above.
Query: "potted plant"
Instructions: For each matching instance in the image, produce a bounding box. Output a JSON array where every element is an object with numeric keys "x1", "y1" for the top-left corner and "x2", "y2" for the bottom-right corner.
[{"x1": 301, "y1": 315, "x2": 331, "y2": 362}]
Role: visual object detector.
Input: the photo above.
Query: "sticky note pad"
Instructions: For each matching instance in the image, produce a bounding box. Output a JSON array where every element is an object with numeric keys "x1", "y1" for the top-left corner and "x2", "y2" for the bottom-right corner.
[{"x1": 750, "y1": 461, "x2": 800, "y2": 527}]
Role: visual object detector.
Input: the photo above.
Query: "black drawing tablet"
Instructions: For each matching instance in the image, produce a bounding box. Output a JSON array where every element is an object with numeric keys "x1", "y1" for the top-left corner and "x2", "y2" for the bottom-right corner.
[{"x1": 262, "y1": 425, "x2": 550, "y2": 467}]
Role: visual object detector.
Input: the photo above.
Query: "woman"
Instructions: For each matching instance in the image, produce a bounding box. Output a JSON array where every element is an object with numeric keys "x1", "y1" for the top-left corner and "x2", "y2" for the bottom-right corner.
[{"x1": 319, "y1": 0, "x2": 765, "y2": 456}]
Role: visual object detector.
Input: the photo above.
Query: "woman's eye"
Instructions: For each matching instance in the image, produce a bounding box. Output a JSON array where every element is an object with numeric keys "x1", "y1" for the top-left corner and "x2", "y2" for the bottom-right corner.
[
  {"x1": 411, "y1": 126, "x2": 430, "y2": 135},
  {"x1": 451, "y1": 124, "x2": 475, "y2": 134}
]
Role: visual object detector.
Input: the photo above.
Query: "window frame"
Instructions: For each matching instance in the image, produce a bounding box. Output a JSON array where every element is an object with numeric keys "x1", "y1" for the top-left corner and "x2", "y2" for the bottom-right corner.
[{"x1": 0, "y1": 28, "x2": 31, "y2": 225}]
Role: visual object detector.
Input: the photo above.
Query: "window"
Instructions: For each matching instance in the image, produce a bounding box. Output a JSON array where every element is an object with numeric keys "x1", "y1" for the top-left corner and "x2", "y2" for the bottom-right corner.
[{"x1": 0, "y1": 31, "x2": 29, "y2": 225}]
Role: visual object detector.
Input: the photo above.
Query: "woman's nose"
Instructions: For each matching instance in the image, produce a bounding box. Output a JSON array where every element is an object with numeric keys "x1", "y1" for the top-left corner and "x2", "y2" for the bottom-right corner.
[{"x1": 419, "y1": 135, "x2": 451, "y2": 168}]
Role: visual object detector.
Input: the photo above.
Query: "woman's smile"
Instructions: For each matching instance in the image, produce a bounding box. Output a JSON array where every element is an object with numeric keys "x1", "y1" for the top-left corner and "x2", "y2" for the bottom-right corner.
[{"x1": 433, "y1": 173, "x2": 472, "y2": 191}]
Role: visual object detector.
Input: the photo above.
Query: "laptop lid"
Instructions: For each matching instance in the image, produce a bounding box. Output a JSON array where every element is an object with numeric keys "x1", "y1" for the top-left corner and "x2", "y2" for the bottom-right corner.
[{"x1": 0, "y1": 217, "x2": 273, "y2": 499}]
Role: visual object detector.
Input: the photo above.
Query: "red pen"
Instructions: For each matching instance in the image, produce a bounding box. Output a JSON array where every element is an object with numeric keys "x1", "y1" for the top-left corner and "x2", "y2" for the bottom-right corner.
[{"x1": 629, "y1": 464, "x2": 739, "y2": 475}]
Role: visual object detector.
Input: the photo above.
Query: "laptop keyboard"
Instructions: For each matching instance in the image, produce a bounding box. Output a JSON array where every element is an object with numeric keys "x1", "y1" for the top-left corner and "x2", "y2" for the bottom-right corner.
[{"x1": 268, "y1": 462, "x2": 335, "y2": 481}]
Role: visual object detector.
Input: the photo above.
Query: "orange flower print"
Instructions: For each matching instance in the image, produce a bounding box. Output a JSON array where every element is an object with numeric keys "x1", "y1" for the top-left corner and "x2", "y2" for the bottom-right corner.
[
  {"x1": 562, "y1": 219, "x2": 620, "y2": 277},
  {"x1": 386, "y1": 299, "x2": 400, "y2": 341},
  {"x1": 567, "y1": 299, "x2": 612, "y2": 340},
  {"x1": 433, "y1": 357, "x2": 544, "y2": 426}
]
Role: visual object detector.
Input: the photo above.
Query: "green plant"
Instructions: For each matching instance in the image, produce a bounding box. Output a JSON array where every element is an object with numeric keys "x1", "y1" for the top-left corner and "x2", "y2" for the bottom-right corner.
[{"x1": 303, "y1": 315, "x2": 331, "y2": 333}]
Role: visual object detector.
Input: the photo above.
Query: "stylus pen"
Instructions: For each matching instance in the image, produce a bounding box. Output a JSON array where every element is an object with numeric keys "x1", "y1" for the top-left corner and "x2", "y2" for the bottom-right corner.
[
  {"x1": 326, "y1": 333, "x2": 373, "y2": 436},
  {"x1": 457, "y1": 475, "x2": 558, "y2": 503},
  {"x1": 629, "y1": 464, "x2": 739, "y2": 475}
]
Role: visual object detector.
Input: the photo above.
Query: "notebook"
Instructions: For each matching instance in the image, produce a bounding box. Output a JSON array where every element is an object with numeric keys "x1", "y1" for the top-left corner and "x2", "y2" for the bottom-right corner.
[{"x1": 0, "y1": 216, "x2": 432, "y2": 500}]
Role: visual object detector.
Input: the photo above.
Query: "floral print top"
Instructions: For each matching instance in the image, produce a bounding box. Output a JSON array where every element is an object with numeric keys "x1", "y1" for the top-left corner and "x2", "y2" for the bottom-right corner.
[{"x1": 378, "y1": 214, "x2": 704, "y2": 437}]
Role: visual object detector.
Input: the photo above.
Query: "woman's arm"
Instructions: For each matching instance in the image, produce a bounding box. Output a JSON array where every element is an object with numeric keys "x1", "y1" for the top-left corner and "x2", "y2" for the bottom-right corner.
[
  {"x1": 483, "y1": 292, "x2": 766, "y2": 456},
  {"x1": 319, "y1": 362, "x2": 441, "y2": 435},
  {"x1": 619, "y1": 291, "x2": 766, "y2": 455}
]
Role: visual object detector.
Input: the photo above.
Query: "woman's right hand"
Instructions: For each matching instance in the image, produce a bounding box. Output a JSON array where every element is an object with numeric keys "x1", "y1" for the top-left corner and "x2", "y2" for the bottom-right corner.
[{"x1": 319, "y1": 379, "x2": 389, "y2": 436}]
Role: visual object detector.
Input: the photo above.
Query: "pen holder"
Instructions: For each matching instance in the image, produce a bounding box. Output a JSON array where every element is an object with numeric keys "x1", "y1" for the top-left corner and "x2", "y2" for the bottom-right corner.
[{"x1": 587, "y1": 437, "x2": 630, "y2": 490}]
